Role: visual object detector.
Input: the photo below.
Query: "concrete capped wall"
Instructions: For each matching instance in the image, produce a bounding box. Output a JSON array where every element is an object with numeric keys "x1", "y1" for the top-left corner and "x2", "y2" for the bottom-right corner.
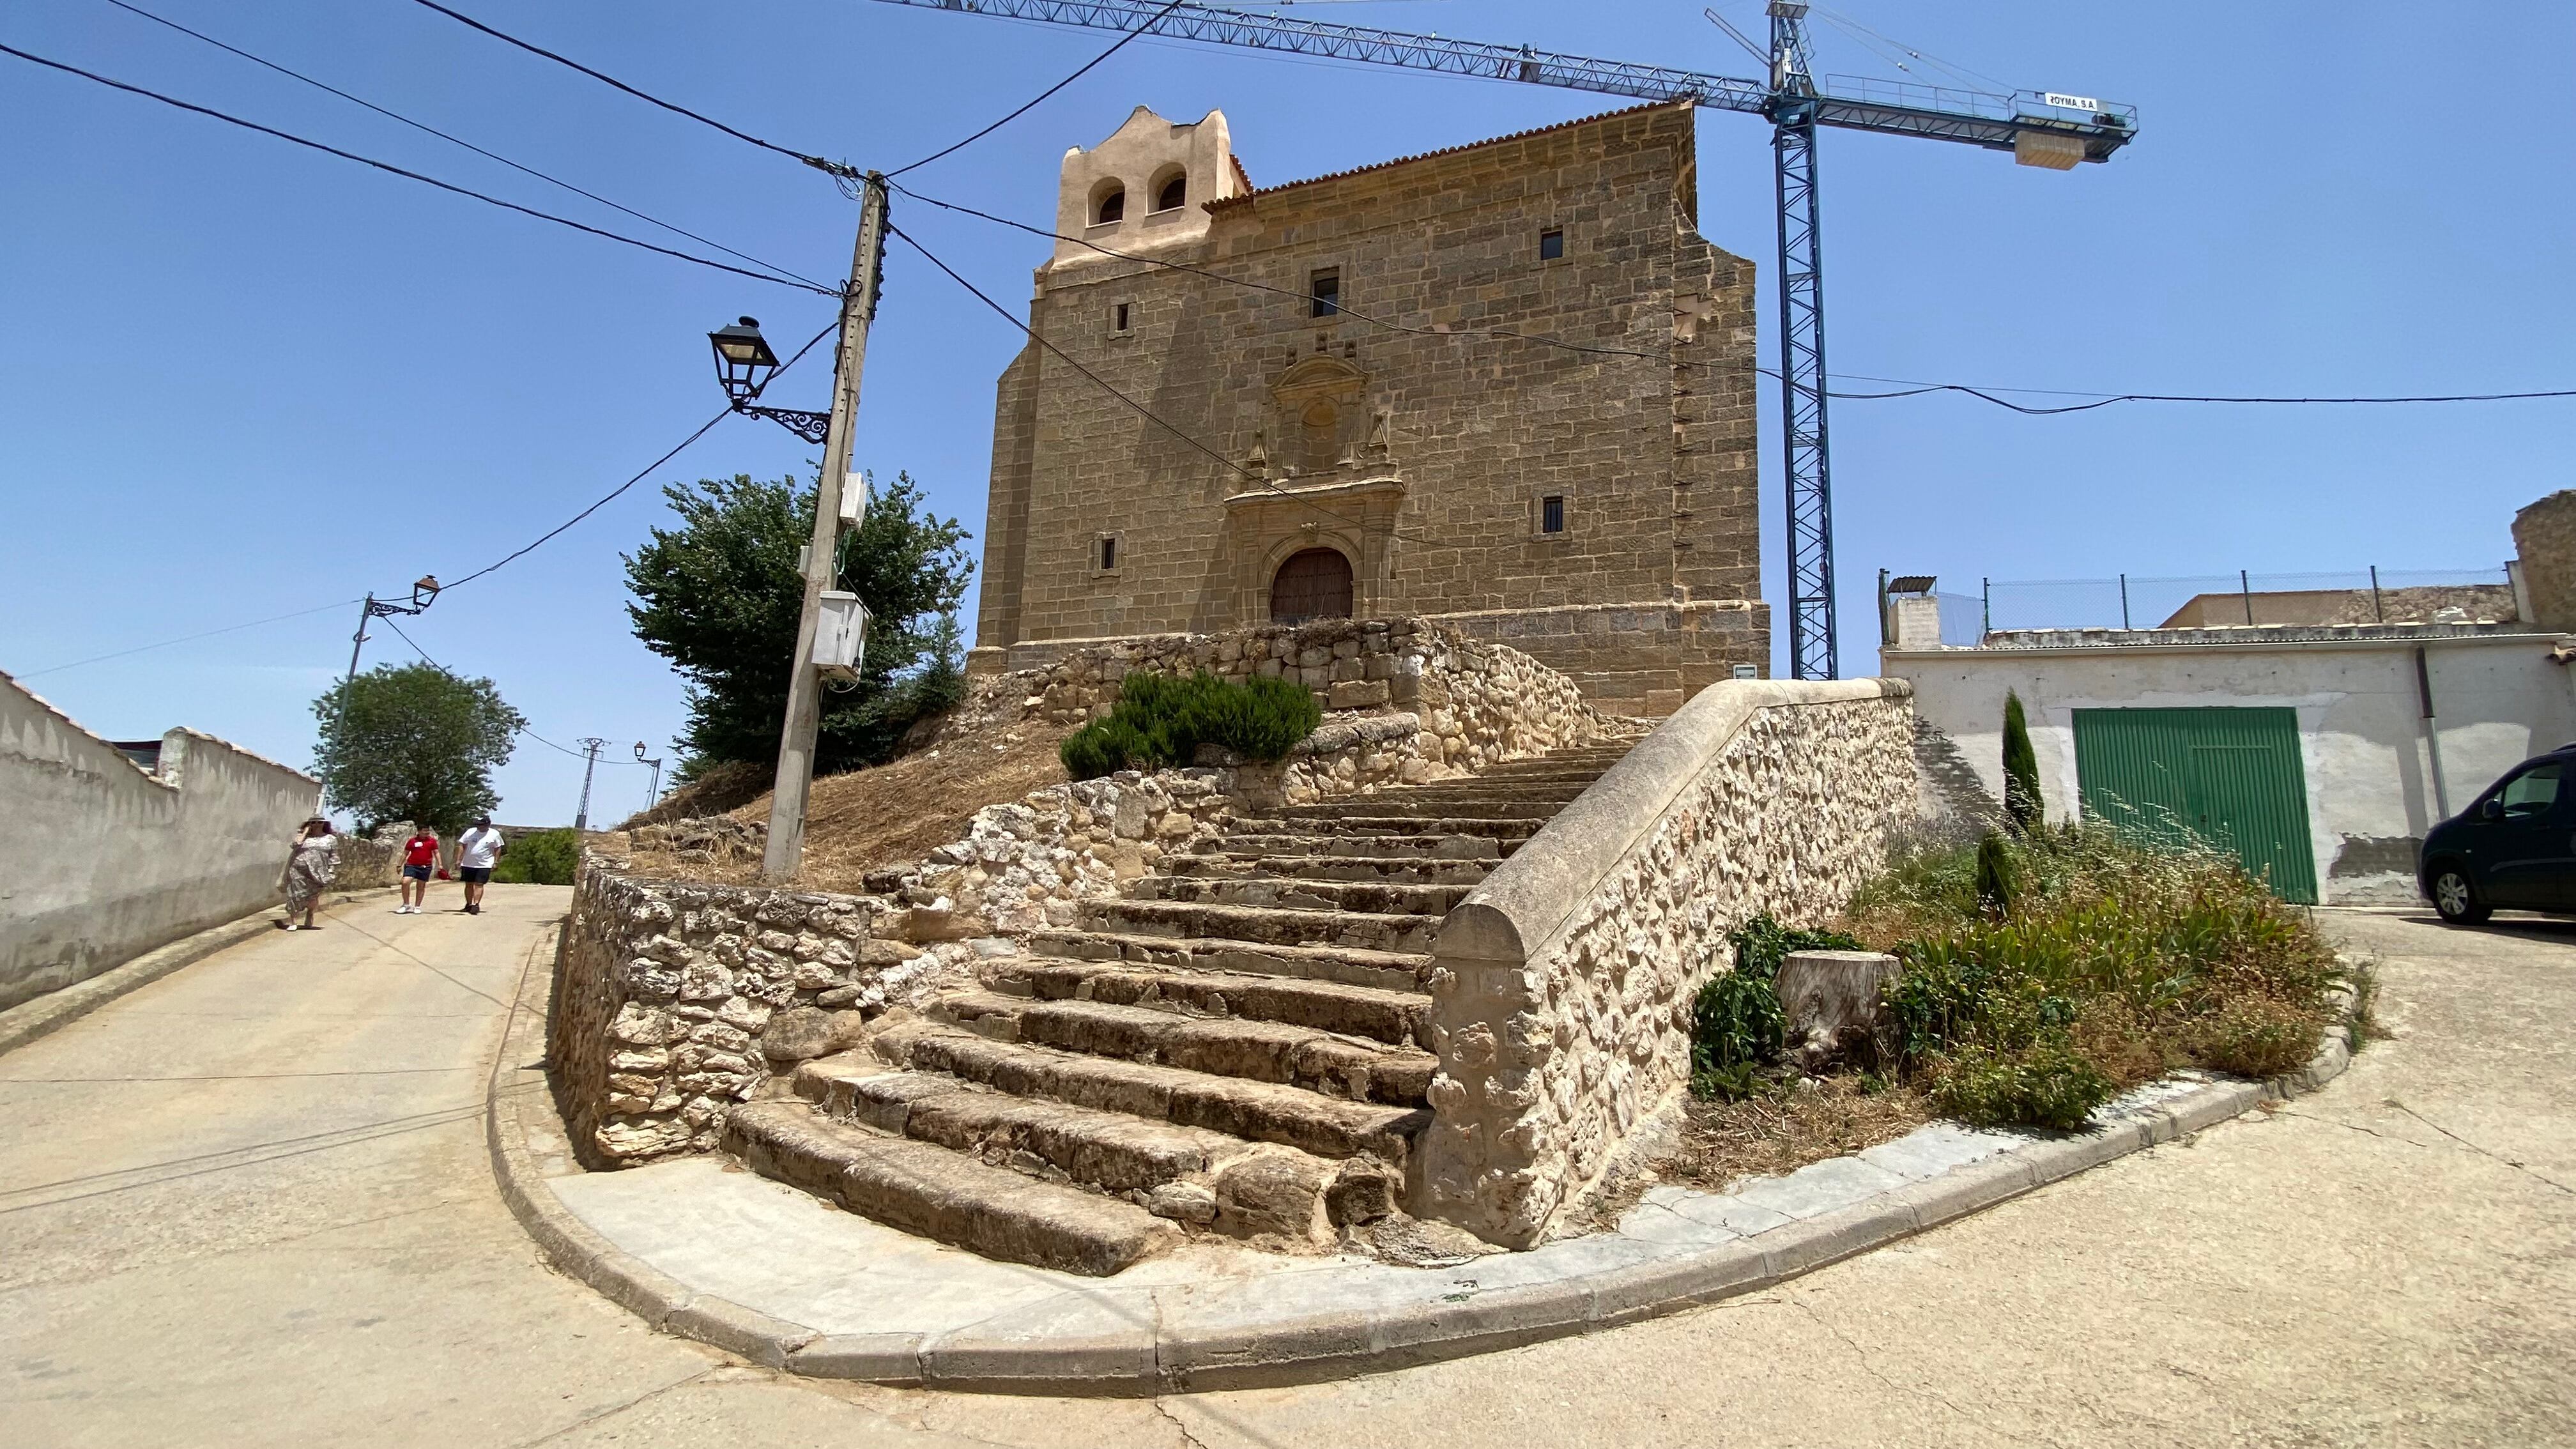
[
  {"x1": 1884, "y1": 632, "x2": 2576, "y2": 904},
  {"x1": 0, "y1": 672, "x2": 321, "y2": 1011}
]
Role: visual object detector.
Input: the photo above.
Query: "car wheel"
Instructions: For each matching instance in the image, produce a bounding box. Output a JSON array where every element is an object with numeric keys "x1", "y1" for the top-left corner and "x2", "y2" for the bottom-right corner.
[{"x1": 2430, "y1": 866, "x2": 2490, "y2": 924}]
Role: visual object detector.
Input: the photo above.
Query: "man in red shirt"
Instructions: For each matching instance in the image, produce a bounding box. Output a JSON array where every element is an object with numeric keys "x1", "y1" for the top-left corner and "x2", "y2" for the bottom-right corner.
[{"x1": 396, "y1": 825, "x2": 440, "y2": 915}]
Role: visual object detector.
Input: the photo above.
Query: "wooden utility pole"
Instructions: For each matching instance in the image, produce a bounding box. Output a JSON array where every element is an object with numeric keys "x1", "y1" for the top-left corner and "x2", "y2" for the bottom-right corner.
[{"x1": 762, "y1": 173, "x2": 888, "y2": 881}]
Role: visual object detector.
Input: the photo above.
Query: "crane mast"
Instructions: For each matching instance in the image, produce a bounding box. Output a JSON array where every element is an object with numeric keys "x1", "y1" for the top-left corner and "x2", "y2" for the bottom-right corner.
[{"x1": 868, "y1": 0, "x2": 2135, "y2": 678}]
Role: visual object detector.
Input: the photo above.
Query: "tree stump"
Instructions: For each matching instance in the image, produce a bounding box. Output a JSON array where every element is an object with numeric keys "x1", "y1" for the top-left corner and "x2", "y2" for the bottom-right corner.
[{"x1": 1777, "y1": 949, "x2": 1901, "y2": 1071}]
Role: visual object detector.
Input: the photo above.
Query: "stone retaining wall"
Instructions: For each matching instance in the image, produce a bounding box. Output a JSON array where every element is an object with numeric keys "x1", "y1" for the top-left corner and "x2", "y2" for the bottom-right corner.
[{"x1": 1417, "y1": 679, "x2": 1920, "y2": 1248}]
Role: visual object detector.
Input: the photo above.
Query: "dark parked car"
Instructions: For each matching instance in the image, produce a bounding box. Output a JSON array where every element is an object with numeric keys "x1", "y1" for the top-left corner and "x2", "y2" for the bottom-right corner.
[{"x1": 2420, "y1": 747, "x2": 2576, "y2": 923}]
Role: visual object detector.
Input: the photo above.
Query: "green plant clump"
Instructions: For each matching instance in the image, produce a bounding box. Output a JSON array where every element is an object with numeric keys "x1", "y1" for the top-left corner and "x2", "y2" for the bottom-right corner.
[
  {"x1": 1850, "y1": 824, "x2": 2343, "y2": 1130},
  {"x1": 491, "y1": 828, "x2": 578, "y2": 885},
  {"x1": 1689, "y1": 914, "x2": 1864, "y2": 1101},
  {"x1": 1059, "y1": 670, "x2": 1322, "y2": 781}
]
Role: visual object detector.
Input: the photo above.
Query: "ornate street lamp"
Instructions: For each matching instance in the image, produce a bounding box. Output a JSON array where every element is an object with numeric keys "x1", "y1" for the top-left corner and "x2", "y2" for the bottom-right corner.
[{"x1": 707, "y1": 316, "x2": 832, "y2": 445}]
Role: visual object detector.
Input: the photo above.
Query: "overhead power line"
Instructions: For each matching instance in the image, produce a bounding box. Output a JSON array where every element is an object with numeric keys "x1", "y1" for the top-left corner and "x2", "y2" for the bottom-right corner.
[
  {"x1": 887, "y1": 0, "x2": 1188, "y2": 178},
  {"x1": 888, "y1": 223, "x2": 1432, "y2": 548},
  {"x1": 14, "y1": 598, "x2": 363, "y2": 680},
  {"x1": 889, "y1": 180, "x2": 1666, "y2": 360},
  {"x1": 376, "y1": 615, "x2": 641, "y2": 767},
  {"x1": 440, "y1": 318, "x2": 839, "y2": 592},
  {"x1": 1824, "y1": 378, "x2": 2576, "y2": 413},
  {"x1": 403, "y1": 0, "x2": 857, "y2": 180},
  {"x1": 20, "y1": 321, "x2": 832, "y2": 683},
  {"x1": 103, "y1": 0, "x2": 833, "y2": 293},
  {"x1": 0, "y1": 40, "x2": 835, "y2": 295}
]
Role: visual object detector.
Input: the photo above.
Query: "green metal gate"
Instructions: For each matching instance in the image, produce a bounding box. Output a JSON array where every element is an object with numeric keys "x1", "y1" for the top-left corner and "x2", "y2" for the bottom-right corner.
[{"x1": 2071, "y1": 707, "x2": 2319, "y2": 903}]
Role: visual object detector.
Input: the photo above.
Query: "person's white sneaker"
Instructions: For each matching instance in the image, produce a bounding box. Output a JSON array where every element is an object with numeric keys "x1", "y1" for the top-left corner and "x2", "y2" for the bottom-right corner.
[{"x1": 282, "y1": 923, "x2": 300, "y2": 931}]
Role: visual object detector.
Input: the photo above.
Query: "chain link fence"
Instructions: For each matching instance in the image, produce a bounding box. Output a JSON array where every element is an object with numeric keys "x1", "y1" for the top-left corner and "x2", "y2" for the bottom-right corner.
[{"x1": 1924, "y1": 567, "x2": 2516, "y2": 647}]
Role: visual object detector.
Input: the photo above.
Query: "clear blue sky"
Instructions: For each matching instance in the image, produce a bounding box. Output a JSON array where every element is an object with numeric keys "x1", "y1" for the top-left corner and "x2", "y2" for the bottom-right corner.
[{"x1": 4, "y1": 1, "x2": 2570, "y2": 824}]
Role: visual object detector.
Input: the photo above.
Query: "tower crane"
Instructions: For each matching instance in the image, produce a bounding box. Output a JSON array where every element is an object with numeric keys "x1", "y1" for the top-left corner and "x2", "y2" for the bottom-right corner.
[{"x1": 867, "y1": 0, "x2": 2136, "y2": 678}]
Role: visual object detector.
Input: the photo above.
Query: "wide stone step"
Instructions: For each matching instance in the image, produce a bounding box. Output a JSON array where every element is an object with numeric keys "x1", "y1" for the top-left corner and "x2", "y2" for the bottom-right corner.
[
  {"x1": 1267, "y1": 800, "x2": 1565, "y2": 821},
  {"x1": 1380, "y1": 776, "x2": 1595, "y2": 795},
  {"x1": 796, "y1": 1057, "x2": 1237, "y2": 1192},
  {"x1": 722, "y1": 1100, "x2": 1176, "y2": 1276},
  {"x1": 792, "y1": 1057, "x2": 1371, "y2": 1246},
  {"x1": 1130, "y1": 873, "x2": 1473, "y2": 916},
  {"x1": 1229, "y1": 813, "x2": 1544, "y2": 838},
  {"x1": 1024, "y1": 928, "x2": 1429, "y2": 993},
  {"x1": 931, "y1": 990, "x2": 1435, "y2": 1106},
  {"x1": 1163, "y1": 854, "x2": 1493, "y2": 887},
  {"x1": 1084, "y1": 898, "x2": 1441, "y2": 956},
  {"x1": 990, "y1": 956, "x2": 1432, "y2": 1048},
  {"x1": 869, "y1": 1021, "x2": 1430, "y2": 1166},
  {"x1": 1193, "y1": 832, "x2": 1510, "y2": 862}
]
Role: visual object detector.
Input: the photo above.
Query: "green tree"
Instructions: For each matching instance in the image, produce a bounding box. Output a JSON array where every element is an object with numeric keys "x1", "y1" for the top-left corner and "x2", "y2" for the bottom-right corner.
[
  {"x1": 311, "y1": 662, "x2": 525, "y2": 832},
  {"x1": 2001, "y1": 688, "x2": 2043, "y2": 834},
  {"x1": 624, "y1": 469, "x2": 972, "y2": 777}
]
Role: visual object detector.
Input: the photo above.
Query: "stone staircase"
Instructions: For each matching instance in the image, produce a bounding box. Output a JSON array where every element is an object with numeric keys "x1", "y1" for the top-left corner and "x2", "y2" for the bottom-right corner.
[{"x1": 723, "y1": 738, "x2": 1640, "y2": 1276}]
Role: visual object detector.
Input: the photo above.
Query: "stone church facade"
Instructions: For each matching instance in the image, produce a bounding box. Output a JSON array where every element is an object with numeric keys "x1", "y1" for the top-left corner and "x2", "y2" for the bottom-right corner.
[{"x1": 967, "y1": 101, "x2": 1765, "y2": 715}]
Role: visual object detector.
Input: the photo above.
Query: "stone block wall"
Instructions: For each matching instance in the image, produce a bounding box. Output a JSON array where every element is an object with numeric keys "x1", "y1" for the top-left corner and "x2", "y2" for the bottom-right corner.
[{"x1": 1417, "y1": 680, "x2": 1920, "y2": 1248}]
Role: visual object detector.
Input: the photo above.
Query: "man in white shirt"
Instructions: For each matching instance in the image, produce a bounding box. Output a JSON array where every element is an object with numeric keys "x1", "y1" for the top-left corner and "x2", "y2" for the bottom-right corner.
[{"x1": 455, "y1": 816, "x2": 505, "y2": 916}]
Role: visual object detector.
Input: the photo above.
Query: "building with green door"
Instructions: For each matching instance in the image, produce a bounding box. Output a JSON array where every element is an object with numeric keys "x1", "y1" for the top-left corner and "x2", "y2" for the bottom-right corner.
[{"x1": 1883, "y1": 613, "x2": 2576, "y2": 905}]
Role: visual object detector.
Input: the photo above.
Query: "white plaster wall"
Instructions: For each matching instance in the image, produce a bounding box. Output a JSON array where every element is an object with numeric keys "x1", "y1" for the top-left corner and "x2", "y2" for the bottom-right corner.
[
  {"x1": 1885, "y1": 637, "x2": 2576, "y2": 904},
  {"x1": 0, "y1": 674, "x2": 321, "y2": 1010}
]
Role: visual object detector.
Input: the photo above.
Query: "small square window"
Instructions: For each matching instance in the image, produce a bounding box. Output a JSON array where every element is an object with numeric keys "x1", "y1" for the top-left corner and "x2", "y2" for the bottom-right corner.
[
  {"x1": 1538, "y1": 229, "x2": 1565, "y2": 261},
  {"x1": 1112, "y1": 302, "x2": 1131, "y2": 333},
  {"x1": 1100, "y1": 535, "x2": 1118, "y2": 571},
  {"x1": 1541, "y1": 495, "x2": 1567, "y2": 534},
  {"x1": 1310, "y1": 269, "x2": 1340, "y2": 319}
]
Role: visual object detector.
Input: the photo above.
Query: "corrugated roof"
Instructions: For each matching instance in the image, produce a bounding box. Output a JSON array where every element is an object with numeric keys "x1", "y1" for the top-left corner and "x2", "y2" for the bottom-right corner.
[{"x1": 1205, "y1": 100, "x2": 1685, "y2": 211}]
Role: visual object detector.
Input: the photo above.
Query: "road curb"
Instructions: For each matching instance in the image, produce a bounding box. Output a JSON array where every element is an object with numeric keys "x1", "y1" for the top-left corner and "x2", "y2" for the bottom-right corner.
[
  {"x1": 486, "y1": 951, "x2": 2365, "y2": 1395},
  {"x1": 0, "y1": 886, "x2": 390, "y2": 1059}
]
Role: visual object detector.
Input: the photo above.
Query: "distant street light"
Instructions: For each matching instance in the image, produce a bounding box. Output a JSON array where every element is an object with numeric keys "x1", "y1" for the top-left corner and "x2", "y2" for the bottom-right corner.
[
  {"x1": 707, "y1": 316, "x2": 832, "y2": 445},
  {"x1": 634, "y1": 741, "x2": 665, "y2": 813},
  {"x1": 323, "y1": 574, "x2": 442, "y2": 812}
]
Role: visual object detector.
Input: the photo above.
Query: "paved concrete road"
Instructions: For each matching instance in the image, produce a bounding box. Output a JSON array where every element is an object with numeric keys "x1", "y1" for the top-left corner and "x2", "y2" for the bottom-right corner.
[{"x1": 6, "y1": 901, "x2": 2570, "y2": 1446}]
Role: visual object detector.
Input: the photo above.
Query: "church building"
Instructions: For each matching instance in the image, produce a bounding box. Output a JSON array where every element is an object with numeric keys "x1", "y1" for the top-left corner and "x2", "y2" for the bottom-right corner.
[{"x1": 967, "y1": 100, "x2": 1766, "y2": 715}]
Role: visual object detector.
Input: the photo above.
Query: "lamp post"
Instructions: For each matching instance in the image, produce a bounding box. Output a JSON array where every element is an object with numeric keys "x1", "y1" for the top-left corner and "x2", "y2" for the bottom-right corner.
[
  {"x1": 325, "y1": 574, "x2": 441, "y2": 813},
  {"x1": 709, "y1": 172, "x2": 888, "y2": 882},
  {"x1": 709, "y1": 316, "x2": 836, "y2": 445},
  {"x1": 634, "y1": 740, "x2": 664, "y2": 813}
]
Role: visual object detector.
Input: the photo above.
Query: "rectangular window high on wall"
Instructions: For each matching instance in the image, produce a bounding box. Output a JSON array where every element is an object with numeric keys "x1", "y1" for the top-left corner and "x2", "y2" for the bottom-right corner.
[
  {"x1": 1539, "y1": 229, "x2": 1565, "y2": 261},
  {"x1": 1112, "y1": 302, "x2": 1130, "y2": 332},
  {"x1": 1100, "y1": 536, "x2": 1117, "y2": 571},
  {"x1": 1310, "y1": 269, "x2": 1340, "y2": 318},
  {"x1": 1541, "y1": 495, "x2": 1567, "y2": 534}
]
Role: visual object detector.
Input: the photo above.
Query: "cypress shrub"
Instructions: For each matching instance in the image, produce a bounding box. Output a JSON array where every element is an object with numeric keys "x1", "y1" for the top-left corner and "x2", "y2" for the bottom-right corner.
[{"x1": 2001, "y1": 689, "x2": 2043, "y2": 833}]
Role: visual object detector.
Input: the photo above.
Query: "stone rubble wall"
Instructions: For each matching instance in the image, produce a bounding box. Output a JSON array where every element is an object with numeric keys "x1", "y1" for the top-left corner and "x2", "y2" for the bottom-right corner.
[
  {"x1": 549, "y1": 866, "x2": 962, "y2": 1166},
  {"x1": 551, "y1": 618, "x2": 1621, "y2": 1169},
  {"x1": 1416, "y1": 679, "x2": 1920, "y2": 1249},
  {"x1": 971, "y1": 616, "x2": 1623, "y2": 750}
]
